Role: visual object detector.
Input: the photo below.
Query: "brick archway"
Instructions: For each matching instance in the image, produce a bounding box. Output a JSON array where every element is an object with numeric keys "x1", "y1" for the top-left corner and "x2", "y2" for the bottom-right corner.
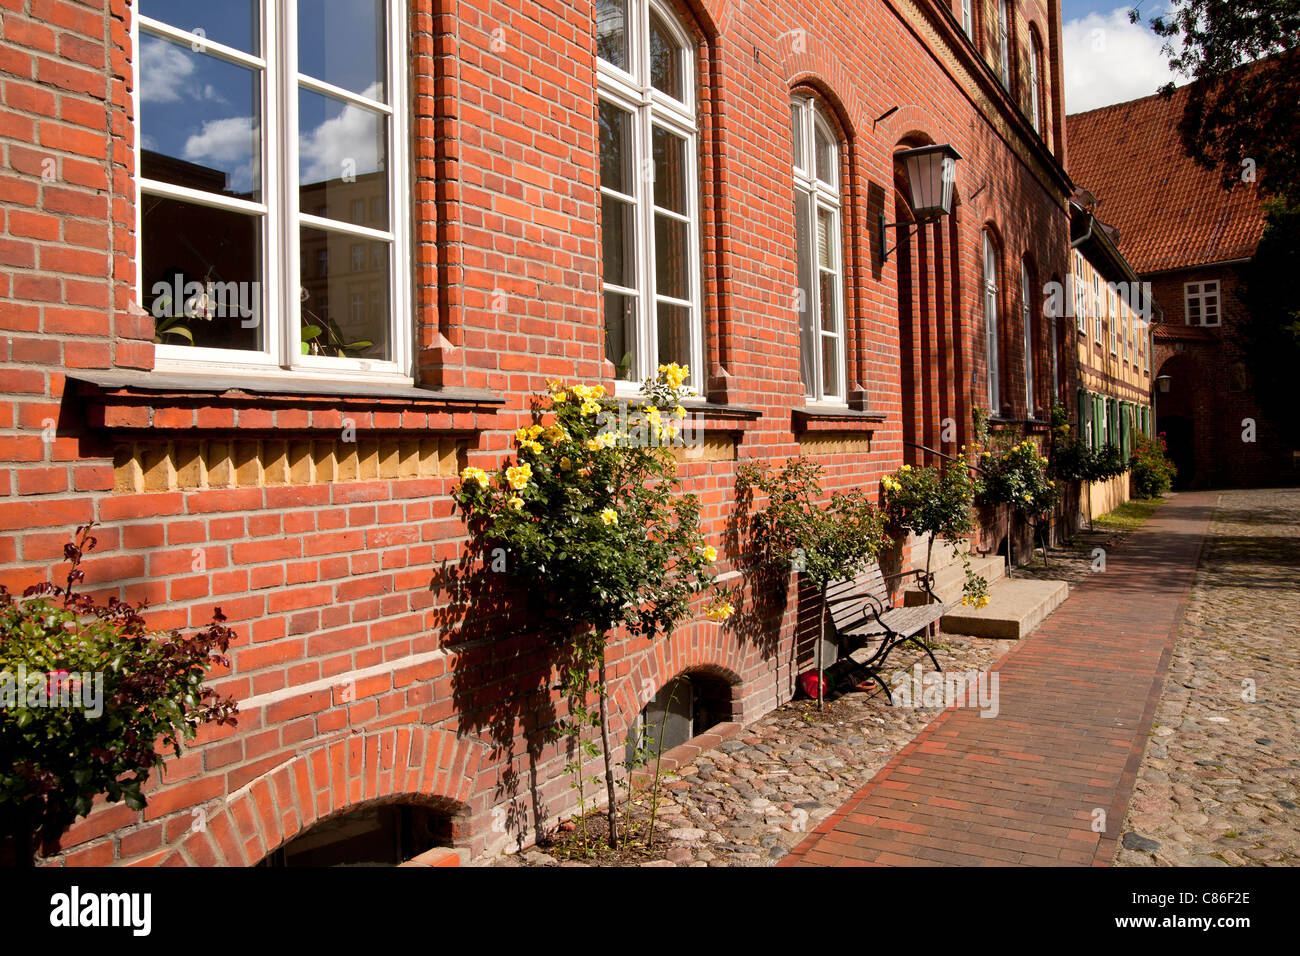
[
  {"x1": 610, "y1": 630, "x2": 746, "y2": 742},
  {"x1": 160, "y1": 726, "x2": 486, "y2": 866}
]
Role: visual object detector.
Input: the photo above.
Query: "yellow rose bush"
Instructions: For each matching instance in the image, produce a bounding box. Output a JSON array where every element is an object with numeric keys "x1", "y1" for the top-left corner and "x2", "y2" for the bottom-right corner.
[{"x1": 453, "y1": 364, "x2": 728, "y2": 849}]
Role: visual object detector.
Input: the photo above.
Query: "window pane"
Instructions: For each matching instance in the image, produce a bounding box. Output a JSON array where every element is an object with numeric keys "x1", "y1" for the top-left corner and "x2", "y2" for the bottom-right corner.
[
  {"x1": 654, "y1": 213, "x2": 689, "y2": 300},
  {"x1": 141, "y1": 195, "x2": 263, "y2": 352},
  {"x1": 649, "y1": 10, "x2": 683, "y2": 102},
  {"x1": 299, "y1": 88, "x2": 389, "y2": 229},
  {"x1": 140, "y1": 0, "x2": 258, "y2": 54},
  {"x1": 601, "y1": 194, "x2": 636, "y2": 288},
  {"x1": 299, "y1": 227, "x2": 390, "y2": 361},
  {"x1": 790, "y1": 102, "x2": 804, "y2": 170},
  {"x1": 596, "y1": 0, "x2": 629, "y2": 71},
  {"x1": 816, "y1": 208, "x2": 834, "y2": 270},
  {"x1": 795, "y1": 190, "x2": 816, "y2": 392},
  {"x1": 656, "y1": 301, "x2": 692, "y2": 372},
  {"x1": 815, "y1": 125, "x2": 836, "y2": 185},
  {"x1": 139, "y1": 34, "x2": 261, "y2": 200},
  {"x1": 652, "y1": 126, "x2": 686, "y2": 214},
  {"x1": 297, "y1": 0, "x2": 386, "y2": 101},
  {"x1": 598, "y1": 100, "x2": 633, "y2": 197},
  {"x1": 604, "y1": 291, "x2": 637, "y2": 381},
  {"x1": 819, "y1": 270, "x2": 838, "y2": 333},
  {"x1": 821, "y1": 334, "x2": 840, "y2": 397}
]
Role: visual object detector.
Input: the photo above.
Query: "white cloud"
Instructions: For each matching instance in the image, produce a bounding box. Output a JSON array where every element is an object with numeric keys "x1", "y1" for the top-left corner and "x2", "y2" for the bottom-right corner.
[
  {"x1": 1063, "y1": 8, "x2": 1182, "y2": 113},
  {"x1": 183, "y1": 115, "x2": 257, "y2": 192},
  {"x1": 299, "y1": 83, "x2": 386, "y2": 185},
  {"x1": 139, "y1": 37, "x2": 195, "y2": 104}
]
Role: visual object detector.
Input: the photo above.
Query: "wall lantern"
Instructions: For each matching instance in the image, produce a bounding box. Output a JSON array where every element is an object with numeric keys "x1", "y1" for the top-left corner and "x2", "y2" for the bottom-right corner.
[
  {"x1": 1156, "y1": 374, "x2": 1172, "y2": 394},
  {"x1": 879, "y1": 143, "x2": 962, "y2": 261}
]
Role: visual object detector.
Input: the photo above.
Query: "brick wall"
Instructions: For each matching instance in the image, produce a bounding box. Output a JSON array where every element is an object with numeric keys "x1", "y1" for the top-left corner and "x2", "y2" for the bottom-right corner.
[
  {"x1": 1150, "y1": 266, "x2": 1294, "y2": 489},
  {"x1": 2, "y1": 0, "x2": 1073, "y2": 865}
]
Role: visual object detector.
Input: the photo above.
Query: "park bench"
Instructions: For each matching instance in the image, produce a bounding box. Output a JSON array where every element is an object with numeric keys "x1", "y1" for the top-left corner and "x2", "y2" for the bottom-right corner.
[{"x1": 823, "y1": 565, "x2": 948, "y2": 704}]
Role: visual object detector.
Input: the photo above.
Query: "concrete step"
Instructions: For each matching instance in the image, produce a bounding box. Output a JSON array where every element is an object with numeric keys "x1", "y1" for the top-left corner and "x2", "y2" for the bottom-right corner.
[
  {"x1": 904, "y1": 554, "x2": 1006, "y2": 606},
  {"x1": 939, "y1": 576, "x2": 1070, "y2": 640}
]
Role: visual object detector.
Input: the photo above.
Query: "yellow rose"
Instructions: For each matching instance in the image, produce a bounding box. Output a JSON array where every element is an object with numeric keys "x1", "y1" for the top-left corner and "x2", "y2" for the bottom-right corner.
[
  {"x1": 580, "y1": 399, "x2": 601, "y2": 416},
  {"x1": 673, "y1": 405, "x2": 686, "y2": 419},
  {"x1": 515, "y1": 426, "x2": 530, "y2": 442},
  {"x1": 553, "y1": 391, "x2": 568, "y2": 403},
  {"x1": 529, "y1": 424, "x2": 545, "y2": 438},
  {"x1": 506, "y1": 463, "x2": 532, "y2": 490},
  {"x1": 703, "y1": 545, "x2": 718, "y2": 562},
  {"x1": 520, "y1": 440, "x2": 543, "y2": 454},
  {"x1": 507, "y1": 496, "x2": 524, "y2": 510},
  {"x1": 600, "y1": 507, "x2": 618, "y2": 526},
  {"x1": 459, "y1": 466, "x2": 488, "y2": 488},
  {"x1": 706, "y1": 600, "x2": 735, "y2": 621},
  {"x1": 560, "y1": 457, "x2": 573, "y2": 471}
]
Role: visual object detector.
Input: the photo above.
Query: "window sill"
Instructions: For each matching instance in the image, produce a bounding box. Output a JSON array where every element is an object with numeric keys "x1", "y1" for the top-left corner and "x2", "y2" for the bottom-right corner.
[
  {"x1": 70, "y1": 369, "x2": 504, "y2": 433},
  {"x1": 792, "y1": 406, "x2": 886, "y2": 434}
]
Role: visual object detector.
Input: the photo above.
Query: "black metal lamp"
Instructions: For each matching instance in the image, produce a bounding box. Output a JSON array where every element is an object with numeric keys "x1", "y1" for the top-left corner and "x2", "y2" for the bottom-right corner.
[{"x1": 879, "y1": 144, "x2": 962, "y2": 260}]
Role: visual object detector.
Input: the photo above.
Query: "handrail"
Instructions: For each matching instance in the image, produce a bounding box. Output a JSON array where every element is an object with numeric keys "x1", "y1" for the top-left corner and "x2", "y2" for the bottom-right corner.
[{"x1": 902, "y1": 440, "x2": 988, "y2": 476}]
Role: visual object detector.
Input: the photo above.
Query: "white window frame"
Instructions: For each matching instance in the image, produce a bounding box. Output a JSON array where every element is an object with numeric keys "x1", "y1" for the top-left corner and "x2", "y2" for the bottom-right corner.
[
  {"x1": 997, "y1": 0, "x2": 1011, "y2": 88},
  {"x1": 1029, "y1": 32, "x2": 1041, "y2": 132},
  {"x1": 597, "y1": 0, "x2": 703, "y2": 395},
  {"x1": 1020, "y1": 261, "x2": 1035, "y2": 417},
  {"x1": 1184, "y1": 280, "x2": 1221, "y2": 327},
  {"x1": 983, "y1": 231, "x2": 1001, "y2": 413},
  {"x1": 1093, "y1": 274, "x2": 1103, "y2": 344},
  {"x1": 133, "y1": 1, "x2": 412, "y2": 383},
  {"x1": 792, "y1": 96, "x2": 847, "y2": 404},
  {"x1": 1109, "y1": 287, "x2": 1118, "y2": 355},
  {"x1": 961, "y1": 0, "x2": 974, "y2": 37},
  {"x1": 1073, "y1": 252, "x2": 1086, "y2": 332}
]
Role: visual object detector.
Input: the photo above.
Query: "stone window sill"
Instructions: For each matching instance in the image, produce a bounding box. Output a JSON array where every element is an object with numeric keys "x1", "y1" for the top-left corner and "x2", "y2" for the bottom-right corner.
[
  {"x1": 69, "y1": 370, "x2": 504, "y2": 433},
  {"x1": 792, "y1": 406, "x2": 886, "y2": 434}
]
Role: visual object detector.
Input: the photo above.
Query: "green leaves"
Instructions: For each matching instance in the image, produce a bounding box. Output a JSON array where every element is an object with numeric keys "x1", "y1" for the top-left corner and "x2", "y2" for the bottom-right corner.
[{"x1": 738, "y1": 458, "x2": 888, "y2": 590}]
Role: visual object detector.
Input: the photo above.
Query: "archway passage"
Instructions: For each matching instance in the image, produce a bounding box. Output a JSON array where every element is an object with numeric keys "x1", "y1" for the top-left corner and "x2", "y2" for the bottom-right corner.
[
  {"x1": 257, "y1": 802, "x2": 454, "y2": 867},
  {"x1": 1154, "y1": 354, "x2": 1202, "y2": 489}
]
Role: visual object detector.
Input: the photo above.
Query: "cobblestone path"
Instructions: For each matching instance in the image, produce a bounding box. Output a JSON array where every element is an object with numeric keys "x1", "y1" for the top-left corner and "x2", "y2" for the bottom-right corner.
[{"x1": 1117, "y1": 488, "x2": 1300, "y2": 867}]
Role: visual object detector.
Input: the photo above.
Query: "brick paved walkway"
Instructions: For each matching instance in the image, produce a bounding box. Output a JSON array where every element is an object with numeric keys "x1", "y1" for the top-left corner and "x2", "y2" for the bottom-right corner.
[{"x1": 782, "y1": 491, "x2": 1218, "y2": 866}]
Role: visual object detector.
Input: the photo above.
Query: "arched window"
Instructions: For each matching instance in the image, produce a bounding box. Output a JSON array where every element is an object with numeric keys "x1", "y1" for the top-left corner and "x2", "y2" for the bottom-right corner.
[
  {"x1": 983, "y1": 230, "x2": 1001, "y2": 412},
  {"x1": 996, "y1": 0, "x2": 1011, "y2": 88},
  {"x1": 1020, "y1": 261, "x2": 1035, "y2": 417},
  {"x1": 791, "y1": 96, "x2": 846, "y2": 403},
  {"x1": 596, "y1": 0, "x2": 701, "y2": 390},
  {"x1": 1029, "y1": 31, "x2": 1042, "y2": 132}
]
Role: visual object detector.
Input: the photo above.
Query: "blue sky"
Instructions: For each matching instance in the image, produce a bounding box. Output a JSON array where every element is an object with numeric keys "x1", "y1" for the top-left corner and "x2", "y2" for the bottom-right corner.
[{"x1": 1059, "y1": 2, "x2": 1183, "y2": 114}]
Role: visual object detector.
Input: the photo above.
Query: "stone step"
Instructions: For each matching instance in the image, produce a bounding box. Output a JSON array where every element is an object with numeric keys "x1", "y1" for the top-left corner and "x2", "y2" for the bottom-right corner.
[
  {"x1": 903, "y1": 554, "x2": 1006, "y2": 606},
  {"x1": 939, "y1": 576, "x2": 1070, "y2": 640}
]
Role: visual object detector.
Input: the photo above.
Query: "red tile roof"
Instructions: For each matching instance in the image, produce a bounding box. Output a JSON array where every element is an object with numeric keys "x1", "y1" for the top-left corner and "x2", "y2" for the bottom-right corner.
[{"x1": 1066, "y1": 84, "x2": 1265, "y2": 275}]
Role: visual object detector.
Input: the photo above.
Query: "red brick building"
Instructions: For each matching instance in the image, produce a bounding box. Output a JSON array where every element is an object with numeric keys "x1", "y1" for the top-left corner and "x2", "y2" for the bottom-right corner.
[
  {"x1": 1067, "y1": 85, "x2": 1295, "y2": 489},
  {"x1": 2, "y1": 0, "x2": 1073, "y2": 865}
]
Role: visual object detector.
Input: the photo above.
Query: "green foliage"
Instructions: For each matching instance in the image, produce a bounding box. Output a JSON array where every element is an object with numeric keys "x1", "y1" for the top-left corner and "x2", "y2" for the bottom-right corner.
[
  {"x1": 1052, "y1": 439, "x2": 1128, "y2": 484},
  {"x1": 735, "y1": 457, "x2": 888, "y2": 591},
  {"x1": 0, "y1": 526, "x2": 238, "y2": 863},
  {"x1": 1129, "y1": 431, "x2": 1178, "y2": 498},
  {"x1": 1141, "y1": 1, "x2": 1300, "y2": 204},
  {"x1": 454, "y1": 366, "x2": 727, "y2": 642},
  {"x1": 1238, "y1": 198, "x2": 1300, "y2": 446},
  {"x1": 880, "y1": 462, "x2": 982, "y2": 545},
  {"x1": 978, "y1": 439, "x2": 1060, "y2": 518}
]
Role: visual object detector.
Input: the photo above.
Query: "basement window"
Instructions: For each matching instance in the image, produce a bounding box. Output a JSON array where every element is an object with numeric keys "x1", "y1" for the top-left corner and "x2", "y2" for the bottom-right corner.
[{"x1": 626, "y1": 674, "x2": 731, "y2": 763}]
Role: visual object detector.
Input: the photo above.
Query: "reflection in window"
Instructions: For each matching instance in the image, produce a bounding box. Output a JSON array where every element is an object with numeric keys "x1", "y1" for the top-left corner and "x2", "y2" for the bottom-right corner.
[
  {"x1": 596, "y1": 0, "x2": 700, "y2": 387},
  {"x1": 137, "y1": 1, "x2": 406, "y2": 372},
  {"x1": 983, "y1": 231, "x2": 1001, "y2": 412}
]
